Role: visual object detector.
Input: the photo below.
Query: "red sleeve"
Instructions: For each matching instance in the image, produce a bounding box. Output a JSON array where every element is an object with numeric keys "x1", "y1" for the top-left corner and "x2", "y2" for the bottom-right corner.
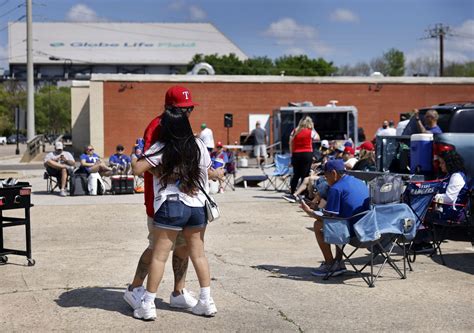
[{"x1": 143, "y1": 116, "x2": 161, "y2": 218}]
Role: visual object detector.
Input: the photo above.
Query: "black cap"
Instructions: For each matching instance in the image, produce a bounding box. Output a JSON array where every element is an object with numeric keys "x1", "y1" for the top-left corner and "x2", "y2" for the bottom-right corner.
[{"x1": 116, "y1": 144, "x2": 124, "y2": 151}]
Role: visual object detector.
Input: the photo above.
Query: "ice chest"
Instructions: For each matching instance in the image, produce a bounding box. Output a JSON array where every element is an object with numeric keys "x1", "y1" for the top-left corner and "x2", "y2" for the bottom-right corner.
[
  {"x1": 111, "y1": 175, "x2": 134, "y2": 194},
  {"x1": 410, "y1": 133, "x2": 433, "y2": 174}
]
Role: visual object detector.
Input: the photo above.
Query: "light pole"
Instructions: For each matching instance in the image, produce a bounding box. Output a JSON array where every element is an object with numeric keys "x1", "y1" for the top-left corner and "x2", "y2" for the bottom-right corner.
[
  {"x1": 15, "y1": 105, "x2": 20, "y2": 155},
  {"x1": 26, "y1": 0, "x2": 35, "y2": 141}
]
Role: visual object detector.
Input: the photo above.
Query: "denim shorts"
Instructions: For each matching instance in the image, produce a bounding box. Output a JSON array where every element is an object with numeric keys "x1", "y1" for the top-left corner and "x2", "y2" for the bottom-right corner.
[{"x1": 154, "y1": 197, "x2": 207, "y2": 231}]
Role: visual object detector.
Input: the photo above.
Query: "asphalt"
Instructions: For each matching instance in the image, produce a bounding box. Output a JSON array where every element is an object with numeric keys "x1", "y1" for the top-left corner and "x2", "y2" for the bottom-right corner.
[{"x1": 0, "y1": 151, "x2": 473, "y2": 332}]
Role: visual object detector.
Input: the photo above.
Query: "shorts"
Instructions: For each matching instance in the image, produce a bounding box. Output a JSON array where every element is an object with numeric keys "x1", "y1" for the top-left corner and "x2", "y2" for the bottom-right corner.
[
  {"x1": 254, "y1": 144, "x2": 267, "y2": 157},
  {"x1": 153, "y1": 198, "x2": 207, "y2": 231},
  {"x1": 46, "y1": 166, "x2": 63, "y2": 181},
  {"x1": 147, "y1": 216, "x2": 187, "y2": 250}
]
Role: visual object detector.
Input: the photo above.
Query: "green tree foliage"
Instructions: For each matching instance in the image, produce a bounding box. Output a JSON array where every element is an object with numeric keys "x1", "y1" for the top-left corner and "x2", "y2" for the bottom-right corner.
[
  {"x1": 383, "y1": 48, "x2": 405, "y2": 76},
  {"x1": 187, "y1": 53, "x2": 336, "y2": 76},
  {"x1": 444, "y1": 61, "x2": 474, "y2": 77},
  {"x1": 0, "y1": 82, "x2": 26, "y2": 136},
  {"x1": 34, "y1": 85, "x2": 71, "y2": 134}
]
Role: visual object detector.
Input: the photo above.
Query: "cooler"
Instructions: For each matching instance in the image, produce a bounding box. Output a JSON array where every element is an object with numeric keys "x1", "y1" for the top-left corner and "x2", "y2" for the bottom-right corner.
[
  {"x1": 410, "y1": 133, "x2": 433, "y2": 174},
  {"x1": 111, "y1": 175, "x2": 134, "y2": 194}
]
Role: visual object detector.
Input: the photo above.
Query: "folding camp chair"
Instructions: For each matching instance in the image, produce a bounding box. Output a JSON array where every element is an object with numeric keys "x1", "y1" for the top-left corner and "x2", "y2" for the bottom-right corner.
[
  {"x1": 223, "y1": 151, "x2": 237, "y2": 191},
  {"x1": 322, "y1": 203, "x2": 418, "y2": 287},
  {"x1": 401, "y1": 179, "x2": 444, "y2": 264},
  {"x1": 44, "y1": 171, "x2": 59, "y2": 193},
  {"x1": 424, "y1": 184, "x2": 474, "y2": 265},
  {"x1": 261, "y1": 154, "x2": 292, "y2": 191}
]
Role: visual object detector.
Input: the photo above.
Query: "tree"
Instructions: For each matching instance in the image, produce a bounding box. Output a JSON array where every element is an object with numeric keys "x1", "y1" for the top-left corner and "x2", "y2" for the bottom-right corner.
[
  {"x1": 383, "y1": 48, "x2": 405, "y2": 76},
  {"x1": 34, "y1": 85, "x2": 71, "y2": 134},
  {"x1": 186, "y1": 53, "x2": 336, "y2": 76},
  {"x1": 336, "y1": 62, "x2": 371, "y2": 76},
  {"x1": 406, "y1": 56, "x2": 439, "y2": 76},
  {"x1": 0, "y1": 81, "x2": 26, "y2": 136},
  {"x1": 444, "y1": 61, "x2": 474, "y2": 77}
]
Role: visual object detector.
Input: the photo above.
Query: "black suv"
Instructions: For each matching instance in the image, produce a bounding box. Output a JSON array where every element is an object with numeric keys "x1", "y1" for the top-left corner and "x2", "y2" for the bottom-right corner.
[{"x1": 402, "y1": 102, "x2": 474, "y2": 135}]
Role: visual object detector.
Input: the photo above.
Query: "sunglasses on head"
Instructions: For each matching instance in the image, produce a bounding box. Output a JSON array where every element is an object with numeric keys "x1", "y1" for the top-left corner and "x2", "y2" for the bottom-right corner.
[{"x1": 87, "y1": 148, "x2": 94, "y2": 151}]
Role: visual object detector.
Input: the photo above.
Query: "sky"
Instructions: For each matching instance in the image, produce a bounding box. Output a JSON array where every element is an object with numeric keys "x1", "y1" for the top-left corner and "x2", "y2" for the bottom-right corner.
[{"x1": 0, "y1": 0, "x2": 473, "y2": 70}]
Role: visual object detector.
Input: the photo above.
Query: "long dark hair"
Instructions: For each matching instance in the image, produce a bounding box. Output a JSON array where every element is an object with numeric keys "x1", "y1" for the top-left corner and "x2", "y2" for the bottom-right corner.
[
  {"x1": 439, "y1": 150, "x2": 465, "y2": 174},
  {"x1": 156, "y1": 107, "x2": 201, "y2": 195}
]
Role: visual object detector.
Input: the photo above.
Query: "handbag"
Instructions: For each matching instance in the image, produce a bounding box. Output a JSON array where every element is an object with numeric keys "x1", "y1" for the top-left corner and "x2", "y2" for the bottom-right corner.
[{"x1": 198, "y1": 182, "x2": 221, "y2": 222}]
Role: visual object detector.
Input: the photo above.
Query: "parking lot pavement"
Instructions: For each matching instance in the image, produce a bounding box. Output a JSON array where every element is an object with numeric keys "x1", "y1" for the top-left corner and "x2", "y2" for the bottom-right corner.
[{"x1": 0, "y1": 168, "x2": 473, "y2": 332}]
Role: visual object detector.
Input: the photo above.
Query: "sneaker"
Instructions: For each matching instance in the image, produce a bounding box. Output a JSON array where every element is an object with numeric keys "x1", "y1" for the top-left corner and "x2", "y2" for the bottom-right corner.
[
  {"x1": 192, "y1": 298, "x2": 217, "y2": 317},
  {"x1": 331, "y1": 261, "x2": 347, "y2": 277},
  {"x1": 59, "y1": 189, "x2": 67, "y2": 197},
  {"x1": 170, "y1": 288, "x2": 198, "y2": 309},
  {"x1": 218, "y1": 187, "x2": 225, "y2": 194},
  {"x1": 295, "y1": 195, "x2": 305, "y2": 203},
  {"x1": 124, "y1": 285, "x2": 145, "y2": 310},
  {"x1": 311, "y1": 261, "x2": 342, "y2": 277},
  {"x1": 282, "y1": 194, "x2": 296, "y2": 203},
  {"x1": 133, "y1": 300, "x2": 156, "y2": 321}
]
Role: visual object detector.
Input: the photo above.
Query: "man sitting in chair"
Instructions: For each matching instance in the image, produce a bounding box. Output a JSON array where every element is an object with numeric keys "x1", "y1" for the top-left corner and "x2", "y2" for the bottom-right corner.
[
  {"x1": 109, "y1": 144, "x2": 132, "y2": 175},
  {"x1": 300, "y1": 159, "x2": 369, "y2": 277},
  {"x1": 44, "y1": 141, "x2": 75, "y2": 197}
]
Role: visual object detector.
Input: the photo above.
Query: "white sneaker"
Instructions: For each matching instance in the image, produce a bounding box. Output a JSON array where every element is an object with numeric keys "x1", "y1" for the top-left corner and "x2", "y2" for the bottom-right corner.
[
  {"x1": 133, "y1": 300, "x2": 156, "y2": 321},
  {"x1": 124, "y1": 285, "x2": 145, "y2": 310},
  {"x1": 59, "y1": 189, "x2": 67, "y2": 197},
  {"x1": 170, "y1": 288, "x2": 198, "y2": 309},
  {"x1": 192, "y1": 298, "x2": 217, "y2": 317}
]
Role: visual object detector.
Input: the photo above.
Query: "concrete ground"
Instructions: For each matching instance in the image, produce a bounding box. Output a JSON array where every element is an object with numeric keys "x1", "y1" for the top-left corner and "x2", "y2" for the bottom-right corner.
[{"x1": 0, "y1": 155, "x2": 473, "y2": 332}]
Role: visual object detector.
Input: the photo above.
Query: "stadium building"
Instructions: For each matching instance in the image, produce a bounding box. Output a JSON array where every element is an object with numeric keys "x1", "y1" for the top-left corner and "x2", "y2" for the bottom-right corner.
[{"x1": 8, "y1": 22, "x2": 247, "y2": 79}]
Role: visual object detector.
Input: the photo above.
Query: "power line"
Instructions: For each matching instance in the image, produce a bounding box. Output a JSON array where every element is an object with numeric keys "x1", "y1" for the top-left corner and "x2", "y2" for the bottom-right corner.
[
  {"x1": 422, "y1": 23, "x2": 453, "y2": 77},
  {"x1": 0, "y1": 13, "x2": 24, "y2": 32},
  {"x1": 0, "y1": 2, "x2": 23, "y2": 19}
]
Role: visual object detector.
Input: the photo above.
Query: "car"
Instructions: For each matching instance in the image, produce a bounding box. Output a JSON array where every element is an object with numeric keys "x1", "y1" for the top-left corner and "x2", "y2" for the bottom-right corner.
[
  {"x1": 7, "y1": 134, "x2": 27, "y2": 144},
  {"x1": 0, "y1": 136, "x2": 6, "y2": 145}
]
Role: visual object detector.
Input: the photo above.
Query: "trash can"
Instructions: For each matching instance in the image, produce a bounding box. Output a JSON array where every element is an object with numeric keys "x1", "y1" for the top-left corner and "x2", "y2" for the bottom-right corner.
[{"x1": 410, "y1": 133, "x2": 433, "y2": 174}]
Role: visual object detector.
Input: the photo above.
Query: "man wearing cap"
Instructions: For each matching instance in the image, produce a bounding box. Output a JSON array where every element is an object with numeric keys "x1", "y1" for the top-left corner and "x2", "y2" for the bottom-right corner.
[
  {"x1": 109, "y1": 144, "x2": 132, "y2": 174},
  {"x1": 199, "y1": 123, "x2": 215, "y2": 152},
  {"x1": 342, "y1": 146, "x2": 358, "y2": 170},
  {"x1": 301, "y1": 159, "x2": 369, "y2": 277},
  {"x1": 44, "y1": 141, "x2": 75, "y2": 197},
  {"x1": 125, "y1": 86, "x2": 224, "y2": 313}
]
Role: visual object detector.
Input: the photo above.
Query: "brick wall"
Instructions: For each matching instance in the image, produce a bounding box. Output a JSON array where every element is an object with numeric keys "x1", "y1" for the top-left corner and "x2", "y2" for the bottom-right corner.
[{"x1": 102, "y1": 81, "x2": 474, "y2": 156}]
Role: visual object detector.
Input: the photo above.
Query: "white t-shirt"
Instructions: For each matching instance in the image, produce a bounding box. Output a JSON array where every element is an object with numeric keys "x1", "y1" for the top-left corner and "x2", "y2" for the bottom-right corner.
[
  {"x1": 344, "y1": 157, "x2": 358, "y2": 169},
  {"x1": 199, "y1": 128, "x2": 215, "y2": 149},
  {"x1": 376, "y1": 127, "x2": 397, "y2": 136},
  {"x1": 396, "y1": 119, "x2": 410, "y2": 135},
  {"x1": 44, "y1": 150, "x2": 74, "y2": 164},
  {"x1": 434, "y1": 173, "x2": 466, "y2": 204},
  {"x1": 144, "y1": 138, "x2": 211, "y2": 213}
]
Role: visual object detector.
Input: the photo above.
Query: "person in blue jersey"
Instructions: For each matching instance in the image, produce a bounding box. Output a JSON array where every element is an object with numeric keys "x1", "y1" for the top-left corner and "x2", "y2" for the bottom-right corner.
[
  {"x1": 79, "y1": 145, "x2": 113, "y2": 176},
  {"x1": 109, "y1": 144, "x2": 132, "y2": 174},
  {"x1": 301, "y1": 159, "x2": 370, "y2": 277},
  {"x1": 414, "y1": 109, "x2": 443, "y2": 134}
]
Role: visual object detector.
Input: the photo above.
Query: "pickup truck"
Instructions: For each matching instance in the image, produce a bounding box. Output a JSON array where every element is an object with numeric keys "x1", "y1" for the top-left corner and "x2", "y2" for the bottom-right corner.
[
  {"x1": 376, "y1": 102, "x2": 474, "y2": 180},
  {"x1": 0, "y1": 136, "x2": 6, "y2": 145}
]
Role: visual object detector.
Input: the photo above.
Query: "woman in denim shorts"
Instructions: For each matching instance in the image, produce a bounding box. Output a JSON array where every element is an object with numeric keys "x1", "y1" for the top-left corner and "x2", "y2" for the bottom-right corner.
[{"x1": 131, "y1": 94, "x2": 217, "y2": 320}]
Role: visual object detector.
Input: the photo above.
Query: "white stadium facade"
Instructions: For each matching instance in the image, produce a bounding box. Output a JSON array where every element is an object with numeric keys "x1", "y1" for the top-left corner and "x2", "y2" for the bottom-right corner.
[{"x1": 8, "y1": 22, "x2": 247, "y2": 80}]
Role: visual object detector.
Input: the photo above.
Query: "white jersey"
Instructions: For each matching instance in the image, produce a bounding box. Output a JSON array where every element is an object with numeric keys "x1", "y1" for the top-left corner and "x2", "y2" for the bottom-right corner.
[
  {"x1": 199, "y1": 128, "x2": 215, "y2": 149},
  {"x1": 144, "y1": 138, "x2": 212, "y2": 213}
]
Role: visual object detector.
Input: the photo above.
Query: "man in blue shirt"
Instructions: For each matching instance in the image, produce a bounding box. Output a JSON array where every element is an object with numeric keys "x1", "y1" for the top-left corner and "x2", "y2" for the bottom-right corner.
[
  {"x1": 414, "y1": 109, "x2": 443, "y2": 134},
  {"x1": 109, "y1": 144, "x2": 132, "y2": 174},
  {"x1": 301, "y1": 159, "x2": 369, "y2": 277}
]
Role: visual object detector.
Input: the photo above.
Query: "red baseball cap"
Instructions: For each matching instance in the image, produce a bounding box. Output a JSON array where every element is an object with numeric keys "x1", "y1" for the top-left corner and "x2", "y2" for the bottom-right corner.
[
  {"x1": 165, "y1": 86, "x2": 198, "y2": 107},
  {"x1": 344, "y1": 146, "x2": 355, "y2": 155},
  {"x1": 216, "y1": 141, "x2": 223, "y2": 147},
  {"x1": 358, "y1": 141, "x2": 374, "y2": 151}
]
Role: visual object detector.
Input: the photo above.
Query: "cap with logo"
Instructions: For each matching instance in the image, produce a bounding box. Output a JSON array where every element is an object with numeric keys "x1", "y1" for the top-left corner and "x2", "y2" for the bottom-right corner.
[
  {"x1": 324, "y1": 159, "x2": 345, "y2": 173},
  {"x1": 344, "y1": 146, "x2": 355, "y2": 155},
  {"x1": 165, "y1": 86, "x2": 198, "y2": 107},
  {"x1": 321, "y1": 140, "x2": 329, "y2": 149},
  {"x1": 358, "y1": 141, "x2": 375, "y2": 152},
  {"x1": 54, "y1": 141, "x2": 64, "y2": 150},
  {"x1": 216, "y1": 141, "x2": 223, "y2": 147}
]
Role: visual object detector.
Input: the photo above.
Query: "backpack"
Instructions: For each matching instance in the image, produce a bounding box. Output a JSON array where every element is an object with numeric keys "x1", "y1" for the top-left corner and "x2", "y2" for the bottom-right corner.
[{"x1": 70, "y1": 173, "x2": 88, "y2": 196}]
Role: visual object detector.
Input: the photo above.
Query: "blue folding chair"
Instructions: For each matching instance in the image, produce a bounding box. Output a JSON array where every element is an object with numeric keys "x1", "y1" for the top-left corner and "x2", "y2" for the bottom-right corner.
[
  {"x1": 261, "y1": 154, "x2": 293, "y2": 191},
  {"x1": 323, "y1": 203, "x2": 418, "y2": 287}
]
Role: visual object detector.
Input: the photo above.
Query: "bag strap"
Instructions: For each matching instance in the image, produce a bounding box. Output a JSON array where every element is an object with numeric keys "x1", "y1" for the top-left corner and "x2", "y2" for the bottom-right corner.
[{"x1": 197, "y1": 181, "x2": 216, "y2": 204}]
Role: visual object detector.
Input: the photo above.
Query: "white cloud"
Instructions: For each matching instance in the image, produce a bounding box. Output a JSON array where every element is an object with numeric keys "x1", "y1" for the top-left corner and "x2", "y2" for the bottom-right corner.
[
  {"x1": 450, "y1": 20, "x2": 474, "y2": 52},
  {"x1": 264, "y1": 18, "x2": 317, "y2": 43},
  {"x1": 189, "y1": 5, "x2": 207, "y2": 21},
  {"x1": 167, "y1": 0, "x2": 185, "y2": 11},
  {"x1": 330, "y1": 9, "x2": 359, "y2": 23},
  {"x1": 66, "y1": 4, "x2": 106, "y2": 22},
  {"x1": 264, "y1": 18, "x2": 334, "y2": 57}
]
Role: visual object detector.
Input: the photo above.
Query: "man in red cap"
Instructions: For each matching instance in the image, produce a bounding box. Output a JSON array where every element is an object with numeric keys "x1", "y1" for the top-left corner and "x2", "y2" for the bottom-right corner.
[
  {"x1": 342, "y1": 146, "x2": 358, "y2": 170},
  {"x1": 124, "y1": 86, "x2": 223, "y2": 311}
]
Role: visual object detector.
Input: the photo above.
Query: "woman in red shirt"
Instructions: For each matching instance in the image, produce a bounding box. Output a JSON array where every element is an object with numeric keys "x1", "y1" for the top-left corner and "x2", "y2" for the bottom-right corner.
[{"x1": 284, "y1": 116, "x2": 320, "y2": 202}]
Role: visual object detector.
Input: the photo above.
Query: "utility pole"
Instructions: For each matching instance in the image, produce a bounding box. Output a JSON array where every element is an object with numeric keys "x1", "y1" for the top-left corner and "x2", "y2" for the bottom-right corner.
[
  {"x1": 424, "y1": 23, "x2": 451, "y2": 77},
  {"x1": 26, "y1": 0, "x2": 35, "y2": 140}
]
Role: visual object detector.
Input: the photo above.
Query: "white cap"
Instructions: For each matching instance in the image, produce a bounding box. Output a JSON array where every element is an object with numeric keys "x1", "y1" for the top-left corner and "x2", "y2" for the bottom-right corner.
[
  {"x1": 55, "y1": 141, "x2": 64, "y2": 150},
  {"x1": 321, "y1": 140, "x2": 329, "y2": 149}
]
